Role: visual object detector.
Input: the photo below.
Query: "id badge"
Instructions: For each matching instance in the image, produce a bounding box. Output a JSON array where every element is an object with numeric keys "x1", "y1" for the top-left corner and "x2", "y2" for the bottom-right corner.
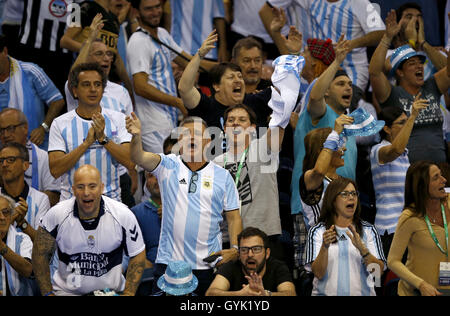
[{"x1": 439, "y1": 262, "x2": 450, "y2": 286}]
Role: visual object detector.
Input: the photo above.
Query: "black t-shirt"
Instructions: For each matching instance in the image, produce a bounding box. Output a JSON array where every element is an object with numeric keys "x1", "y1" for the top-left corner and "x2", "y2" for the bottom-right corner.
[
  {"x1": 217, "y1": 257, "x2": 292, "y2": 292},
  {"x1": 188, "y1": 88, "x2": 273, "y2": 130},
  {"x1": 79, "y1": 1, "x2": 120, "y2": 50}
]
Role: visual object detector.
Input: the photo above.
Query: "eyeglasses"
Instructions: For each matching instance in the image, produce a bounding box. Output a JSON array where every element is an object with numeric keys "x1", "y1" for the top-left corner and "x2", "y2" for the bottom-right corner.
[
  {"x1": 337, "y1": 190, "x2": 359, "y2": 199},
  {"x1": 91, "y1": 50, "x2": 115, "y2": 58},
  {"x1": 0, "y1": 208, "x2": 11, "y2": 217},
  {"x1": 239, "y1": 245, "x2": 264, "y2": 255},
  {"x1": 0, "y1": 123, "x2": 25, "y2": 135},
  {"x1": 188, "y1": 172, "x2": 198, "y2": 193},
  {"x1": 0, "y1": 156, "x2": 24, "y2": 164}
]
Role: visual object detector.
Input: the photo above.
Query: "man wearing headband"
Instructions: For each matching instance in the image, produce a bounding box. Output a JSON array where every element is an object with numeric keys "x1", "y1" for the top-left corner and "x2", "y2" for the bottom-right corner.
[{"x1": 370, "y1": 10, "x2": 450, "y2": 163}]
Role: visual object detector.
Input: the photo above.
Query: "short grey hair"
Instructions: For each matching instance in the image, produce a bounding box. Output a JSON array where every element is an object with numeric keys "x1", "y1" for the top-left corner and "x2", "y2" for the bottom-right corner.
[{"x1": 0, "y1": 194, "x2": 15, "y2": 215}]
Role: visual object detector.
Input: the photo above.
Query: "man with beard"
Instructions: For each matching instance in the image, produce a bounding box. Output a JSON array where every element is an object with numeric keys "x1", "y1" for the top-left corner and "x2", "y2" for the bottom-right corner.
[
  {"x1": 127, "y1": 0, "x2": 216, "y2": 154},
  {"x1": 206, "y1": 227, "x2": 296, "y2": 296}
]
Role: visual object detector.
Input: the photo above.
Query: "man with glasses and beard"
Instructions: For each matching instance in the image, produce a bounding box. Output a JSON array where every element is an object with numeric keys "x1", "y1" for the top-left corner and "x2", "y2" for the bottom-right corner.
[{"x1": 206, "y1": 227, "x2": 296, "y2": 296}]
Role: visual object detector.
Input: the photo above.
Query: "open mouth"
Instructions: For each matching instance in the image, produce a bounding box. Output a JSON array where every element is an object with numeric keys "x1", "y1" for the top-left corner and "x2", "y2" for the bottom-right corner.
[
  {"x1": 232, "y1": 86, "x2": 242, "y2": 95},
  {"x1": 439, "y1": 186, "x2": 446, "y2": 193},
  {"x1": 342, "y1": 94, "x2": 352, "y2": 102},
  {"x1": 345, "y1": 202, "x2": 355, "y2": 210},
  {"x1": 82, "y1": 199, "x2": 94, "y2": 207},
  {"x1": 415, "y1": 70, "x2": 424, "y2": 80},
  {"x1": 246, "y1": 259, "x2": 257, "y2": 270}
]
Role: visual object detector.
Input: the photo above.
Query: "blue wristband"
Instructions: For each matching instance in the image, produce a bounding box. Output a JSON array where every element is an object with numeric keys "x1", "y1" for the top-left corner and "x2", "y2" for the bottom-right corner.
[{"x1": 44, "y1": 291, "x2": 55, "y2": 296}]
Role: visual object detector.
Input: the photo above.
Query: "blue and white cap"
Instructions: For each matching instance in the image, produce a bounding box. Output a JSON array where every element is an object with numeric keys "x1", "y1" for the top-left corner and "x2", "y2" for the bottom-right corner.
[
  {"x1": 389, "y1": 44, "x2": 426, "y2": 78},
  {"x1": 342, "y1": 108, "x2": 385, "y2": 137}
]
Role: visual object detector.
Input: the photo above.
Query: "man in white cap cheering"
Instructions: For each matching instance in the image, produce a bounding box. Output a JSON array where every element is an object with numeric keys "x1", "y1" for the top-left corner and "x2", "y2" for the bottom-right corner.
[{"x1": 370, "y1": 9, "x2": 450, "y2": 164}]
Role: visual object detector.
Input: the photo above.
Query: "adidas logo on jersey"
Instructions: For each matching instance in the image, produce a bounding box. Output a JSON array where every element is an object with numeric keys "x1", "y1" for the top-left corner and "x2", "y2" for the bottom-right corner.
[{"x1": 179, "y1": 178, "x2": 187, "y2": 185}]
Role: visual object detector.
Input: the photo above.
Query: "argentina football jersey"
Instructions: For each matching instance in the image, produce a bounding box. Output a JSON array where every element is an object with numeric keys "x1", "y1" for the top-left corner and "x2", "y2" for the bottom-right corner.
[
  {"x1": 152, "y1": 154, "x2": 239, "y2": 270},
  {"x1": 48, "y1": 108, "x2": 131, "y2": 201}
]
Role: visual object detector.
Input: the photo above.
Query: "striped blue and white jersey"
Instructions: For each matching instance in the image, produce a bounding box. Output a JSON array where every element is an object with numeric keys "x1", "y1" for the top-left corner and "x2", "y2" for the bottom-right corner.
[
  {"x1": 0, "y1": 60, "x2": 63, "y2": 133},
  {"x1": 127, "y1": 27, "x2": 181, "y2": 134},
  {"x1": 26, "y1": 141, "x2": 61, "y2": 192},
  {"x1": 308, "y1": 0, "x2": 384, "y2": 90},
  {"x1": 19, "y1": 185, "x2": 51, "y2": 230},
  {"x1": 268, "y1": 0, "x2": 312, "y2": 48},
  {"x1": 271, "y1": 0, "x2": 385, "y2": 90},
  {"x1": 305, "y1": 221, "x2": 386, "y2": 296},
  {"x1": 170, "y1": 0, "x2": 224, "y2": 60},
  {"x1": 1, "y1": 183, "x2": 51, "y2": 230},
  {"x1": 152, "y1": 154, "x2": 240, "y2": 270},
  {"x1": 48, "y1": 109, "x2": 131, "y2": 201},
  {"x1": 1, "y1": 226, "x2": 34, "y2": 296},
  {"x1": 65, "y1": 80, "x2": 133, "y2": 115},
  {"x1": 370, "y1": 140, "x2": 410, "y2": 235},
  {"x1": 39, "y1": 196, "x2": 145, "y2": 296}
]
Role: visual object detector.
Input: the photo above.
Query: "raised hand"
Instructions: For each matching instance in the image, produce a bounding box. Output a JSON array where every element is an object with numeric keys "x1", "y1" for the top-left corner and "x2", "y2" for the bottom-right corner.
[
  {"x1": 88, "y1": 13, "x2": 105, "y2": 41},
  {"x1": 322, "y1": 225, "x2": 337, "y2": 249},
  {"x1": 385, "y1": 10, "x2": 402, "y2": 40},
  {"x1": 404, "y1": 16, "x2": 418, "y2": 43},
  {"x1": 12, "y1": 197, "x2": 28, "y2": 226},
  {"x1": 346, "y1": 224, "x2": 367, "y2": 254},
  {"x1": 334, "y1": 114, "x2": 354, "y2": 134},
  {"x1": 198, "y1": 30, "x2": 218, "y2": 58},
  {"x1": 286, "y1": 26, "x2": 303, "y2": 55},
  {"x1": 334, "y1": 35, "x2": 351, "y2": 64},
  {"x1": 91, "y1": 112, "x2": 106, "y2": 141},
  {"x1": 245, "y1": 272, "x2": 265, "y2": 295},
  {"x1": 270, "y1": 7, "x2": 286, "y2": 34},
  {"x1": 410, "y1": 92, "x2": 429, "y2": 117},
  {"x1": 417, "y1": 17, "x2": 425, "y2": 46},
  {"x1": 125, "y1": 112, "x2": 142, "y2": 136}
]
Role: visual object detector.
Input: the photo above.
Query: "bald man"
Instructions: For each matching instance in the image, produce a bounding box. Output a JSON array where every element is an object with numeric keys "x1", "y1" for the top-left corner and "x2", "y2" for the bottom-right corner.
[{"x1": 33, "y1": 165, "x2": 146, "y2": 296}]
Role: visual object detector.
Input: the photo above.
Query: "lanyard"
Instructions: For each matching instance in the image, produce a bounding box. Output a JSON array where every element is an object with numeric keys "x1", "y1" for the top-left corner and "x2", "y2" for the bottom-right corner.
[
  {"x1": 424, "y1": 204, "x2": 448, "y2": 257},
  {"x1": 148, "y1": 198, "x2": 160, "y2": 209},
  {"x1": 224, "y1": 147, "x2": 249, "y2": 187}
]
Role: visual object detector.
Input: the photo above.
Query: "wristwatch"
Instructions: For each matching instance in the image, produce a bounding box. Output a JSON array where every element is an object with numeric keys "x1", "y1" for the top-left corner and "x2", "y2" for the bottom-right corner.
[
  {"x1": 41, "y1": 122, "x2": 50, "y2": 133},
  {"x1": 98, "y1": 136, "x2": 110, "y2": 145},
  {"x1": 20, "y1": 221, "x2": 28, "y2": 230}
]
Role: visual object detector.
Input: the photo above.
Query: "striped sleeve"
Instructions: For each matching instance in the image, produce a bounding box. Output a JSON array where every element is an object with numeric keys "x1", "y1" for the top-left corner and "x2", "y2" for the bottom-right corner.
[
  {"x1": 305, "y1": 223, "x2": 324, "y2": 265},
  {"x1": 22, "y1": 62, "x2": 63, "y2": 105},
  {"x1": 363, "y1": 222, "x2": 387, "y2": 268}
]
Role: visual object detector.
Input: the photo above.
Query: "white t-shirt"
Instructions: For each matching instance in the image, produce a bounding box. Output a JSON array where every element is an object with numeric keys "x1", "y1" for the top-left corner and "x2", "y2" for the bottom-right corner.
[
  {"x1": 39, "y1": 196, "x2": 145, "y2": 296},
  {"x1": 127, "y1": 27, "x2": 181, "y2": 134}
]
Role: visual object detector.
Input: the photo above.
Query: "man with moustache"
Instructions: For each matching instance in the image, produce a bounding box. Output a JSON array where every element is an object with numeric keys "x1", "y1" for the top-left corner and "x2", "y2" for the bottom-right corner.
[
  {"x1": 206, "y1": 227, "x2": 296, "y2": 296},
  {"x1": 127, "y1": 0, "x2": 216, "y2": 153},
  {"x1": 231, "y1": 37, "x2": 271, "y2": 94}
]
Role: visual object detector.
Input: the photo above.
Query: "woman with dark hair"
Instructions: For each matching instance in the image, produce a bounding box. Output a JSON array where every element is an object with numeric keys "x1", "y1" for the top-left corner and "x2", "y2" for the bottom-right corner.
[
  {"x1": 305, "y1": 177, "x2": 386, "y2": 296},
  {"x1": 388, "y1": 161, "x2": 450, "y2": 296},
  {"x1": 293, "y1": 114, "x2": 352, "y2": 268}
]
